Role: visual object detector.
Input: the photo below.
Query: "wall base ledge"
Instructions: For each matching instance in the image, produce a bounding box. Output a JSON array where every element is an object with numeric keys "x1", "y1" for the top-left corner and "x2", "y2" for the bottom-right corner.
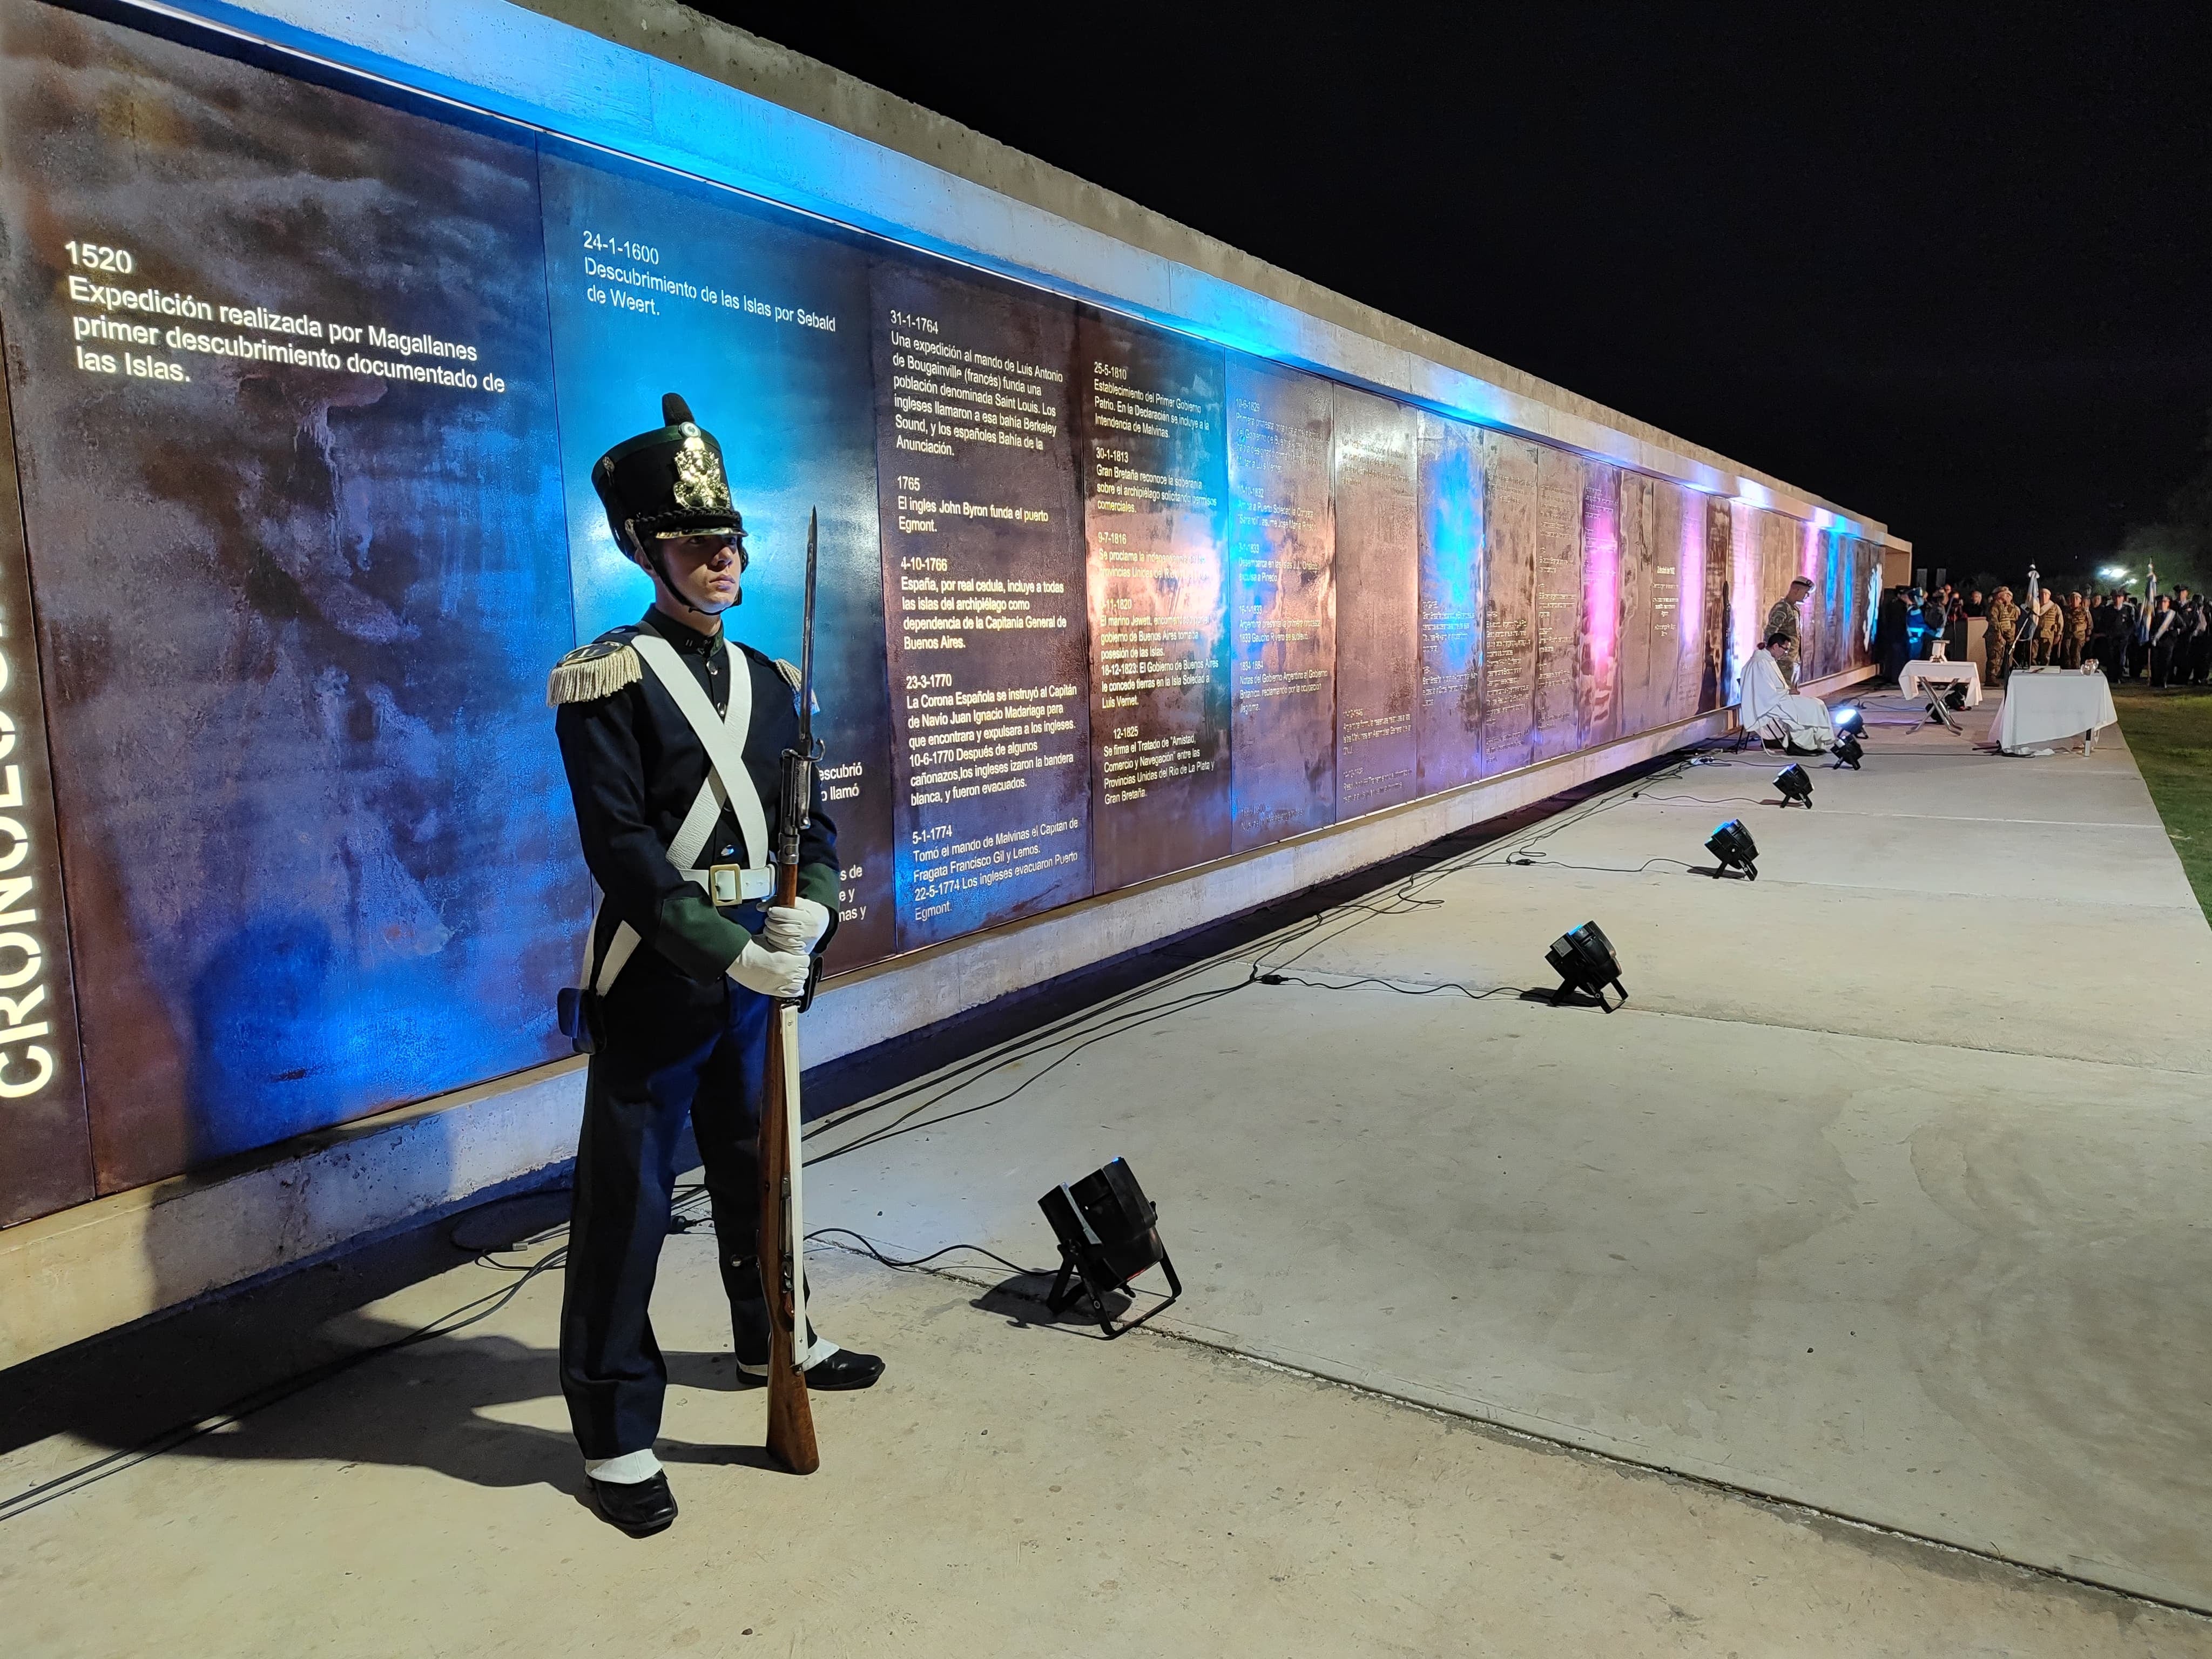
[{"x1": 2, "y1": 687, "x2": 1881, "y2": 1368}]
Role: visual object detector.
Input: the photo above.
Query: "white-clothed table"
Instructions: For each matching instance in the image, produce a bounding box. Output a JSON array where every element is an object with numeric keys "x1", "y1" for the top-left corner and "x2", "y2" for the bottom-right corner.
[
  {"x1": 1739, "y1": 648, "x2": 1835, "y2": 750},
  {"x1": 1899, "y1": 659, "x2": 1984, "y2": 706},
  {"x1": 1994, "y1": 669, "x2": 2119, "y2": 754}
]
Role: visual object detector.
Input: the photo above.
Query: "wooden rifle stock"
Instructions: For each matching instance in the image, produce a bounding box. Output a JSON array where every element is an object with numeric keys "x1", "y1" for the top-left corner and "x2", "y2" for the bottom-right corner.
[
  {"x1": 760, "y1": 852, "x2": 819, "y2": 1474},
  {"x1": 762, "y1": 504, "x2": 821, "y2": 1475}
]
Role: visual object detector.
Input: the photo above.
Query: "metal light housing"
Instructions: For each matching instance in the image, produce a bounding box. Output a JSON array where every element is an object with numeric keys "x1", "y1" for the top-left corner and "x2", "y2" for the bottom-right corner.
[
  {"x1": 1545, "y1": 920, "x2": 1627, "y2": 1011},
  {"x1": 1038, "y1": 1158, "x2": 1182, "y2": 1338},
  {"x1": 1706, "y1": 819, "x2": 1758, "y2": 880},
  {"x1": 1775, "y1": 763, "x2": 1815, "y2": 808}
]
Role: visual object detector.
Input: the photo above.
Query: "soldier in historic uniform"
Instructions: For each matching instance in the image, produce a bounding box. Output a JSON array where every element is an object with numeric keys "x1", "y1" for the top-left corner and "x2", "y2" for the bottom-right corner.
[
  {"x1": 1984, "y1": 585, "x2": 2021, "y2": 683},
  {"x1": 548, "y1": 393, "x2": 882, "y2": 1538},
  {"x1": 1764, "y1": 576, "x2": 1812, "y2": 685}
]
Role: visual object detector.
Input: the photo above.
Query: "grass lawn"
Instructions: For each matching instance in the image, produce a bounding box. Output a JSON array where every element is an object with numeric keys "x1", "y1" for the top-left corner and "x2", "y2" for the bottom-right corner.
[{"x1": 2113, "y1": 682, "x2": 2212, "y2": 920}]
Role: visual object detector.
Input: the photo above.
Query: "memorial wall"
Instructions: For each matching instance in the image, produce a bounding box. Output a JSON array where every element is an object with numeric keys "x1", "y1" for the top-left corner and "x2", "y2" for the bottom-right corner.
[{"x1": 0, "y1": 3, "x2": 1881, "y2": 1224}]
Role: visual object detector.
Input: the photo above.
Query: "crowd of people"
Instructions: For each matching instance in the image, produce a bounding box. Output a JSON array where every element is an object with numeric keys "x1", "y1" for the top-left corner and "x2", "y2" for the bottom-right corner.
[{"x1": 1875, "y1": 579, "x2": 2212, "y2": 689}]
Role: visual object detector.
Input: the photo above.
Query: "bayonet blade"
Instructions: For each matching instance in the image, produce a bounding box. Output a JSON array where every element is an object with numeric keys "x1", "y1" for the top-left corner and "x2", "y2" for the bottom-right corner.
[{"x1": 798, "y1": 508, "x2": 819, "y2": 753}]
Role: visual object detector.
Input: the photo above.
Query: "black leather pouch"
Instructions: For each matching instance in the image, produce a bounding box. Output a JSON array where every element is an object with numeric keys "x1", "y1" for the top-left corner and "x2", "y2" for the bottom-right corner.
[{"x1": 556, "y1": 987, "x2": 606, "y2": 1055}]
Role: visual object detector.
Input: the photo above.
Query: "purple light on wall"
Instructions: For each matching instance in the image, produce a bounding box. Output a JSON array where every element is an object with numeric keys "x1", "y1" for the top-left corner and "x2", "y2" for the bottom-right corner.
[
  {"x1": 1678, "y1": 487, "x2": 1705, "y2": 650},
  {"x1": 1730, "y1": 502, "x2": 1759, "y2": 683}
]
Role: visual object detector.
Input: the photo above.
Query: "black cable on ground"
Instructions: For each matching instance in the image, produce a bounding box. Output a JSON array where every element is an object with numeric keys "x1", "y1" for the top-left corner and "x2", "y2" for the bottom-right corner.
[
  {"x1": 1500, "y1": 853, "x2": 1698, "y2": 874},
  {"x1": 802, "y1": 1228, "x2": 1174, "y2": 1312},
  {"x1": 802, "y1": 844, "x2": 1474, "y2": 1159},
  {"x1": 803, "y1": 1226, "x2": 1055, "y2": 1280},
  {"x1": 1257, "y1": 972, "x2": 1533, "y2": 1000},
  {"x1": 1, "y1": 740, "x2": 1725, "y2": 1525},
  {"x1": 813, "y1": 749, "x2": 1732, "y2": 1165},
  {"x1": 805, "y1": 969, "x2": 1262, "y2": 1167}
]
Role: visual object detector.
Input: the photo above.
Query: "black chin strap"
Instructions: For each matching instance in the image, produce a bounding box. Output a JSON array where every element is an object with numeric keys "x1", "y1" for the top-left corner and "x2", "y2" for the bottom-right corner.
[{"x1": 629, "y1": 521, "x2": 736, "y2": 619}]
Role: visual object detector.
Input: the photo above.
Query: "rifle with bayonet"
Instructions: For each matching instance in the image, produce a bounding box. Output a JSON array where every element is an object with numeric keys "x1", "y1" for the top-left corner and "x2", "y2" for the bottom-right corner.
[{"x1": 759, "y1": 508, "x2": 823, "y2": 1475}]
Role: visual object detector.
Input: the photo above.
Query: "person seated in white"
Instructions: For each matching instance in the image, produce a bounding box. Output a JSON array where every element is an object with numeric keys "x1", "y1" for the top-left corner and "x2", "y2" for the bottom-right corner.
[{"x1": 1741, "y1": 636, "x2": 1835, "y2": 752}]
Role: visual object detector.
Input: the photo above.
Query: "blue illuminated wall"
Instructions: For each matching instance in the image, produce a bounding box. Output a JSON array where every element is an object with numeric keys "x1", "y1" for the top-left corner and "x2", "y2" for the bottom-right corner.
[{"x1": 0, "y1": 0, "x2": 1881, "y2": 1221}]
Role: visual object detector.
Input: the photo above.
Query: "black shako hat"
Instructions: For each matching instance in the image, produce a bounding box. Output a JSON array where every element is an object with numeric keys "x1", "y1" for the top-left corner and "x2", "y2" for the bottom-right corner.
[{"x1": 591, "y1": 392, "x2": 744, "y2": 557}]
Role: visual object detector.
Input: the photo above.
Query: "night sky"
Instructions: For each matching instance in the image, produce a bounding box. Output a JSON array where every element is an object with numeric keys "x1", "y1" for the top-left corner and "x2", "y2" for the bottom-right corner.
[{"x1": 703, "y1": 4, "x2": 2211, "y2": 592}]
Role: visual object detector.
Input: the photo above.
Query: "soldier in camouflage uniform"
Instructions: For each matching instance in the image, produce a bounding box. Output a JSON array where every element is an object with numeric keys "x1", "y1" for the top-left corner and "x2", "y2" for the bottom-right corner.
[
  {"x1": 2060, "y1": 592, "x2": 2090, "y2": 669},
  {"x1": 2031, "y1": 588, "x2": 2064, "y2": 665},
  {"x1": 1983, "y1": 586, "x2": 2021, "y2": 684},
  {"x1": 1765, "y1": 576, "x2": 1812, "y2": 686}
]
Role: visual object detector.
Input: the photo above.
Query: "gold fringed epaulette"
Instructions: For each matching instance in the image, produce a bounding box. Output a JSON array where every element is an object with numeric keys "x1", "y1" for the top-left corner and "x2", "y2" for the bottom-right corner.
[
  {"x1": 547, "y1": 639, "x2": 643, "y2": 706},
  {"x1": 773, "y1": 657, "x2": 820, "y2": 714}
]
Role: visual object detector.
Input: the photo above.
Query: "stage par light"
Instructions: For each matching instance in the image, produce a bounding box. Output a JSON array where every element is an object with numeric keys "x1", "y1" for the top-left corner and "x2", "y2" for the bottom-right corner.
[
  {"x1": 1831, "y1": 731, "x2": 1865, "y2": 770},
  {"x1": 1775, "y1": 763, "x2": 1814, "y2": 808},
  {"x1": 1037, "y1": 1157, "x2": 1182, "y2": 1338},
  {"x1": 1705, "y1": 819, "x2": 1758, "y2": 880},
  {"x1": 1832, "y1": 706, "x2": 1865, "y2": 740},
  {"x1": 1545, "y1": 920, "x2": 1627, "y2": 1011}
]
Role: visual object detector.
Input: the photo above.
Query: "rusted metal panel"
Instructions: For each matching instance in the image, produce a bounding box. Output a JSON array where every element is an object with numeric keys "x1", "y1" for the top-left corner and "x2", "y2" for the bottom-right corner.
[
  {"x1": 0, "y1": 11, "x2": 578, "y2": 1190},
  {"x1": 0, "y1": 313, "x2": 92, "y2": 1227},
  {"x1": 1329, "y1": 385, "x2": 1419, "y2": 819},
  {"x1": 1416, "y1": 412, "x2": 1484, "y2": 796},
  {"x1": 1532, "y1": 445, "x2": 1586, "y2": 759},
  {"x1": 1227, "y1": 358, "x2": 1335, "y2": 852},
  {"x1": 1702, "y1": 495, "x2": 1733, "y2": 711},
  {"x1": 870, "y1": 259, "x2": 1091, "y2": 946},
  {"x1": 1078, "y1": 309, "x2": 1232, "y2": 892},
  {"x1": 1481, "y1": 433, "x2": 1539, "y2": 774}
]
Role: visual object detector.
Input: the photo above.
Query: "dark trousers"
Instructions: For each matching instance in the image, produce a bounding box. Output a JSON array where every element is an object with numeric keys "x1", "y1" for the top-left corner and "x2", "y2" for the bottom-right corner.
[
  {"x1": 2150, "y1": 637, "x2": 2178, "y2": 687},
  {"x1": 558, "y1": 967, "x2": 779, "y2": 1461}
]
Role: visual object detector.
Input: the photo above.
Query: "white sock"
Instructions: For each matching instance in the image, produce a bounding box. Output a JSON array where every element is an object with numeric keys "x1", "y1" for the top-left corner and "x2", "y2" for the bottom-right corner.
[
  {"x1": 738, "y1": 1336, "x2": 841, "y2": 1374},
  {"x1": 584, "y1": 1448, "x2": 663, "y2": 1485}
]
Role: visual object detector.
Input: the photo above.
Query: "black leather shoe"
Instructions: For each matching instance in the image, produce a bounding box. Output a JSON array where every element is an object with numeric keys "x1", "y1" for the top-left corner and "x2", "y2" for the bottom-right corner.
[
  {"x1": 808, "y1": 1347, "x2": 886, "y2": 1391},
  {"x1": 738, "y1": 1347, "x2": 885, "y2": 1391},
  {"x1": 590, "y1": 1471, "x2": 678, "y2": 1536}
]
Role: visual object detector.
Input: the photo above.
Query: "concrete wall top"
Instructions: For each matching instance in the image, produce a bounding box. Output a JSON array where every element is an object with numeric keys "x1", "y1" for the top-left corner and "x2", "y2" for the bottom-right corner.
[{"x1": 159, "y1": 0, "x2": 1887, "y2": 540}]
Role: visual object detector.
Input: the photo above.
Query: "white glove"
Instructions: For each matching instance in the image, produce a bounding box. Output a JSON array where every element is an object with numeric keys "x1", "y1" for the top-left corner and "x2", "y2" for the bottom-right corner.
[
  {"x1": 728, "y1": 938, "x2": 810, "y2": 1000},
  {"x1": 761, "y1": 896, "x2": 831, "y2": 955}
]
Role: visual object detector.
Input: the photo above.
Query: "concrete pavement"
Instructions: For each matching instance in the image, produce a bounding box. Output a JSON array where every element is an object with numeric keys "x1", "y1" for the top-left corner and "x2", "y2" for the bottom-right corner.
[
  {"x1": 5, "y1": 685, "x2": 2209, "y2": 1651},
  {"x1": 3, "y1": 1243, "x2": 2204, "y2": 1657},
  {"x1": 797, "y1": 690, "x2": 2212, "y2": 1608}
]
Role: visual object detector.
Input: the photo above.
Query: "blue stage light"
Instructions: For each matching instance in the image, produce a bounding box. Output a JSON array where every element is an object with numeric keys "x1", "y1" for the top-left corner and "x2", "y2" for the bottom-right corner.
[
  {"x1": 1546, "y1": 921, "x2": 1627, "y2": 1011},
  {"x1": 1705, "y1": 819, "x2": 1758, "y2": 880}
]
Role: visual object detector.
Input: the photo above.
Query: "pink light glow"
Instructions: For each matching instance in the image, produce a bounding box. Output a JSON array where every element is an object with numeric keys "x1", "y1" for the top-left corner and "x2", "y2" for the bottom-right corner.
[
  {"x1": 1678, "y1": 488, "x2": 1704, "y2": 649},
  {"x1": 1730, "y1": 502, "x2": 1759, "y2": 699},
  {"x1": 1584, "y1": 482, "x2": 1618, "y2": 670}
]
